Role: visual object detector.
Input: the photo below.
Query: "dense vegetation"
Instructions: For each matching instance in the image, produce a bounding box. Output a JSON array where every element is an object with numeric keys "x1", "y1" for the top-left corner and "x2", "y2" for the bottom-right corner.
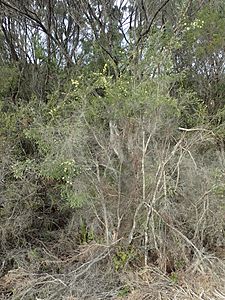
[{"x1": 0, "y1": 0, "x2": 225, "y2": 299}]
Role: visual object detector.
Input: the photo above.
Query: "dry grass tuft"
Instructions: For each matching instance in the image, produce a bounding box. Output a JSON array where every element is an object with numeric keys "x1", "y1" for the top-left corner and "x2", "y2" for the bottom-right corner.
[{"x1": 1, "y1": 242, "x2": 225, "y2": 299}]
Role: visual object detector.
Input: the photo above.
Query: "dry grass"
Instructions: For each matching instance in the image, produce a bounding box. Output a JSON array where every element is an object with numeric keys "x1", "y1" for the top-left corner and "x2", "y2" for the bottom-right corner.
[{"x1": 1, "y1": 239, "x2": 225, "y2": 299}]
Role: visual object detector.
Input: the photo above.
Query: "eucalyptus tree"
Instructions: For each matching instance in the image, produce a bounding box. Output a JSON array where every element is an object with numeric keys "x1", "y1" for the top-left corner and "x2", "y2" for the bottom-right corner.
[{"x1": 0, "y1": 0, "x2": 224, "y2": 102}]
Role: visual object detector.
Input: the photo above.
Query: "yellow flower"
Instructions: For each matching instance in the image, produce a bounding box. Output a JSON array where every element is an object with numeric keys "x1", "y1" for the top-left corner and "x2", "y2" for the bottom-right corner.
[
  {"x1": 71, "y1": 79, "x2": 79, "y2": 87},
  {"x1": 103, "y1": 63, "x2": 108, "y2": 74}
]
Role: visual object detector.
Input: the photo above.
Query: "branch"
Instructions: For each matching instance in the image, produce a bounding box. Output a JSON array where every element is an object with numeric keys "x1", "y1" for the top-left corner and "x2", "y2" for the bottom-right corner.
[
  {"x1": 178, "y1": 127, "x2": 213, "y2": 133},
  {"x1": 136, "y1": 0, "x2": 172, "y2": 45},
  {"x1": 1, "y1": 0, "x2": 74, "y2": 65}
]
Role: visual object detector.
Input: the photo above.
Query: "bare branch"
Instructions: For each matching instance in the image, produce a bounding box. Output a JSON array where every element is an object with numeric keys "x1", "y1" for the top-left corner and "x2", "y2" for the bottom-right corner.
[{"x1": 136, "y1": 0, "x2": 172, "y2": 45}]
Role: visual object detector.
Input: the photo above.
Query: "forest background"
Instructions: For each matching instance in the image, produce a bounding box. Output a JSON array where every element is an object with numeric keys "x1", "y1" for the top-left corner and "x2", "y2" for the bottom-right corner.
[{"x1": 1, "y1": 0, "x2": 225, "y2": 299}]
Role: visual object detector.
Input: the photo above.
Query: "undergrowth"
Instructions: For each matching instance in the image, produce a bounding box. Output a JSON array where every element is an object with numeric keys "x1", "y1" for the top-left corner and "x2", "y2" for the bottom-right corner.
[{"x1": 1, "y1": 70, "x2": 225, "y2": 300}]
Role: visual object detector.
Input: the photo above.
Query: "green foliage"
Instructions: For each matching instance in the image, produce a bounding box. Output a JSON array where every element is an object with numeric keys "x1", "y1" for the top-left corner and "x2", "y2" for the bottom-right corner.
[
  {"x1": 61, "y1": 187, "x2": 87, "y2": 208},
  {"x1": 78, "y1": 218, "x2": 95, "y2": 244},
  {"x1": 195, "y1": 8, "x2": 225, "y2": 56},
  {"x1": 23, "y1": 119, "x2": 87, "y2": 207},
  {"x1": 178, "y1": 90, "x2": 208, "y2": 127},
  {"x1": 181, "y1": 4, "x2": 225, "y2": 57},
  {"x1": 85, "y1": 71, "x2": 180, "y2": 128},
  {"x1": 12, "y1": 159, "x2": 35, "y2": 179},
  {"x1": 117, "y1": 286, "x2": 131, "y2": 297},
  {"x1": 169, "y1": 272, "x2": 179, "y2": 284},
  {"x1": 141, "y1": 29, "x2": 179, "y2": 78},
  {"x1": 212, "y1": 169, "x2": 225, "y2": 200},
  {"x1": 0, "y1": 82, "x2": 89, "y2": 208},
  {"x1": 174, "y1": 259, "x2": 186, "y2": 270},
  {"x1": 113, "y1": 248, "x2": 135, "y2": 271},
  {"x1": 0, "y1": 64, "x2": 19, "y2": 99}
]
